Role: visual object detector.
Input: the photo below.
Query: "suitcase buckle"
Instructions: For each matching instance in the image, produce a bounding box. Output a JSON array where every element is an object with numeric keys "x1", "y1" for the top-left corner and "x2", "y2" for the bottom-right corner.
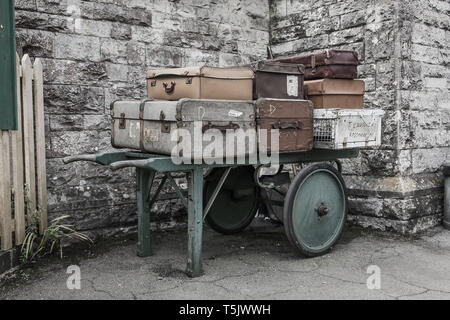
[
  {"x1": 160, "y1": 111, "x2": 170, "y2": 133},
  {"x1": 119, "y1": 113, "x2": 126, "y2": 129},
  {"x1": 311, "y1": 55, "x2": 316, "y2": 73}
]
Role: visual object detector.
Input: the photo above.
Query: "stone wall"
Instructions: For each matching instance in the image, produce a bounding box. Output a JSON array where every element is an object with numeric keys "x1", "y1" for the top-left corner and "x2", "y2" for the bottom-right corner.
[
  {"x1": 14, "y1": 0, "x2": 449, "y2": 237},
  {"x1": 15, "y1": 0, "x2": 270, "y2": 238},
  {"x1": 270, "y1": 0, "x2": 450, "y2": 233}
]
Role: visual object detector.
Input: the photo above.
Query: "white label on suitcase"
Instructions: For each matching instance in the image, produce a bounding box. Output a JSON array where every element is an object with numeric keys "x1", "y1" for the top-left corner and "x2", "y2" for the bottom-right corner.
[
  {"x1": 287, "y1": 75, "x2": 298, "y2": 97},
  {"x1": 144, "y1": 128, "x2": 160, "y2": 142},
  {"x1": 129, "y1": 121, "x2": 139, "y2": 139},
  {"x1": 228, "y1": 109, "x2": 243, "y2": 118}
]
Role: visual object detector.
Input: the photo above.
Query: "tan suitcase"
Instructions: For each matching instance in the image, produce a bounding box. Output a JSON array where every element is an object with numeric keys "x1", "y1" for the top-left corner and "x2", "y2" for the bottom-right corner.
[
  {"x1": 305, "y1": 79, "x2": 364, "y2": 109},
  {"x1": 146, "y1": 66, "x2": 254, "y2": 101}
]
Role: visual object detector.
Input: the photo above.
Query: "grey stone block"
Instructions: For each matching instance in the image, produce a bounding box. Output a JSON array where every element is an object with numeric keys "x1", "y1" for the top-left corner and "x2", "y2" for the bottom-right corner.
[
  {"x1": 15, "y1": 10, "x2": 70, "y2": 32},
  {"x1": 89, "y1": 3, "x2": 152, "y2": 26},
  {"x1": 340, "y1": 10, "x2": 366, "y2": 29},
  {"x1": 110, "y1": 22, "x2": 132, "y2": 40},
  {"x1": 44, "y1": 85, "x2": 105, "y2": 114},
  {"x1": 49, "y1": 130, "x2": 112, "y2": 158},
  {"x1": 16, "y1": 28, "x2": 55, "y2": 58},
  {"x1": 42, "y1": 58, "x2": 108, "y2": 85},
  {"x1": 328, "y1": 0, "x2": 365, "y2": 17},
  {"x1": 54, "y1": 34, "x2": 101, "y2": 61},
  {"x1": 73, "y1": 18, "x2": 112, "y2": 38},
  {"x1": 15, "y1": 0, "x2": 37, "y2": 10},
  {"x1": 348, "y1": 193, "x2": 444, "y2": 221},
  {"x1": 35, "y1": 0, "x2": 70, "y2": 15},
  {"x1": 100, "y1": 38, "x2": 128, "y2": 64},
  {"x1": 347, "y1": 214, "x2": 442, "y2": 234},
  {"x1": 49, "y1": 114, "x2": 110, "y2": 132}
]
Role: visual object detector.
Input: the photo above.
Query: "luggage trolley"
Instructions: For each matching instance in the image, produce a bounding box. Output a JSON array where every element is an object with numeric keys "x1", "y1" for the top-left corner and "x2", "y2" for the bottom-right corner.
[{"x1": 63, "y1": 148, "x2": 358, "y2": 277}]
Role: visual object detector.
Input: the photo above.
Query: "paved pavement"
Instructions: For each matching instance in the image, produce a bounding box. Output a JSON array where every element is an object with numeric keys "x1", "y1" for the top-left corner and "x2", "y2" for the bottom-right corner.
[{"x1": 1, "y1": 220, "x2": 450, "y2": 300}]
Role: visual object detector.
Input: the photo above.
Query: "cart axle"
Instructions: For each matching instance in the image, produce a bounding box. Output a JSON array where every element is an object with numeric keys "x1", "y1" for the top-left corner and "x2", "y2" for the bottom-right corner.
[{"x1": 317, "y1": 204, "x2": 329, "y2": 217}]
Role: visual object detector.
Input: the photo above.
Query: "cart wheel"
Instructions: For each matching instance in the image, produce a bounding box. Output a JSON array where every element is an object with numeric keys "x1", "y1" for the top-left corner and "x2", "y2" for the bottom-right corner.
[
  {"x1": 204, "y1": 166, "x2": 259, "y2": 235},
  {"x1": 283, "y1": 163, "x2": 348, "y2": 257}
]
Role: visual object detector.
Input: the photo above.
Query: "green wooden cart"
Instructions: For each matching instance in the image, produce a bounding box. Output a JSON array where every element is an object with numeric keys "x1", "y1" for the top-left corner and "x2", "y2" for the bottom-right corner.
[{"x1": 63, "y1": 148, "x2": 358, "y2": 277}]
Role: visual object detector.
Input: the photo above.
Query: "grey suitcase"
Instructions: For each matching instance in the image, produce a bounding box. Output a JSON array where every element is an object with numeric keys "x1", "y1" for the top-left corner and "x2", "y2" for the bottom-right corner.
[{"x1": 111, "y1": 99, "x2": 257, "y2": 161}]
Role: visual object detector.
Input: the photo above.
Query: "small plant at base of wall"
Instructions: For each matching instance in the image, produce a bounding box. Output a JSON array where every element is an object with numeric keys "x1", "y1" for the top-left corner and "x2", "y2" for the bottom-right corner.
[{"x1": 20, "y1": 185, "x2": 92, "y2": 263}]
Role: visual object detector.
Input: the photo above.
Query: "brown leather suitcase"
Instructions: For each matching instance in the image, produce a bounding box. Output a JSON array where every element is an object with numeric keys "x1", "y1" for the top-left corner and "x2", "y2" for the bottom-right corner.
[
  {"x1": 255, "y1": 98, "x2": 313, "y2": 153},
  {"x1": 305, "y1": 79, "x2": 364, "y2": 109},
  {"x1": 272, "y1": 49, "x2": 358, "y2": 80},
  {"x1": 250, "y1": 61, "x2": 305, "y2": 100},
  {"x1": 146, "y1": 66, "x2": 254, "y2": 101}
]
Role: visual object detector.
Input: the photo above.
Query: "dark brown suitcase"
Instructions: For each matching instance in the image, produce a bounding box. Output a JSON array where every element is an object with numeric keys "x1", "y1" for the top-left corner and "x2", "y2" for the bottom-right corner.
[
  {"x1": 255, "y1": 98, "x2": 313, "y2": 153},
  {"x1": 272, "y1": 49, "x2": 358, "y2": 80},
  {"x1": 250, "y1": 61, "x2": 305, "y2": 100}
]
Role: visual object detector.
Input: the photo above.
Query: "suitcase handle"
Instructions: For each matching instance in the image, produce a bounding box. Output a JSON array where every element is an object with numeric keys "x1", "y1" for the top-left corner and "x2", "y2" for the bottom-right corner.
[
  {"x1": 272, "y1": 121, "x2": 303, "y2": 130},
  {"x1": 202, "y1": 121, "x2": 240, "y2": 133},
  {"x1": 163, "y1": 81, "x2": 176, "y2": 93}
]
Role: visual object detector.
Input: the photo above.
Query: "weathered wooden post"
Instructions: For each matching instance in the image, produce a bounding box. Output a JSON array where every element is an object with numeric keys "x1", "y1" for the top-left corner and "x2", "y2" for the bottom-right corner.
[{"x1": 0, "y1": 0, "x2": 16, "y2": 250}]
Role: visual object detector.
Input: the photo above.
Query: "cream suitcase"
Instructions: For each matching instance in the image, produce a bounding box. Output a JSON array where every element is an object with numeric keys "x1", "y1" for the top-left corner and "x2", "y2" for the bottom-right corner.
[{"x1": 111, "y1": 99, "x2": 257, "y2": 161}]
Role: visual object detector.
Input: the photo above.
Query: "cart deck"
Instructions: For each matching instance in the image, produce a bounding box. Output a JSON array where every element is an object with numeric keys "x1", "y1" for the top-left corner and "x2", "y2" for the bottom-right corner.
[{"x1": 64, "y1": 148, "x2": 359, "y2": 277}]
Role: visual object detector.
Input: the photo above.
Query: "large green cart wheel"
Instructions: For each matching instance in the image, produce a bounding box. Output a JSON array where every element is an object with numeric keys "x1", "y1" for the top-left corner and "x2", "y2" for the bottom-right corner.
[
  {"x1": 204, "y1": 166, "x2": 259, "y2": 235},
  {"x1": 283, "y1": 163, "x2": 348, "y2": 257}
]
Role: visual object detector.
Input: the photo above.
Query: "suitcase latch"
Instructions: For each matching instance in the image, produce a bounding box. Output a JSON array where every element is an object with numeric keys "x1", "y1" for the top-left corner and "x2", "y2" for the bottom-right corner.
[
  {"x1": 160, "y1": 111, "x2": 170, "y2": 133},
  {"x1": 119, "y1": 113, "x2": 126, "y2": 129},
  {"x1": 150, "y1": 80, "x2": 157, "y2": 87},
  {"x1": 311, "y1": 55, "x2": 316, "y2": 74},
  {"x1": 186, "y1": 77, "x2": 193, "y2": 84}
]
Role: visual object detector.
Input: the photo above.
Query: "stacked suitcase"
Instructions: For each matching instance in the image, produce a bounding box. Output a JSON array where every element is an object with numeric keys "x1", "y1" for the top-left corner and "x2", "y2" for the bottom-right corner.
[
  {"x1": 111, "y1": 62, "x2": 314, "y2": 160},
  {"x1": 110, "y1": 49, "x2": 384, "y2": 159},
  {"x1": 273, "y1": 49, "x2": 383, "y2": 149}
]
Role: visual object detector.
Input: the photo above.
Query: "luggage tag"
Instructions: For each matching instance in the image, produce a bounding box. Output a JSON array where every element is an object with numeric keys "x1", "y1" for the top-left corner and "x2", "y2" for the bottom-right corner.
[
  {"x1": 286, "y1": 75, "x2": 298, "y2": 97},
  {"x1": 228, "y1": 110, "x2": 243, "y2": 118}
]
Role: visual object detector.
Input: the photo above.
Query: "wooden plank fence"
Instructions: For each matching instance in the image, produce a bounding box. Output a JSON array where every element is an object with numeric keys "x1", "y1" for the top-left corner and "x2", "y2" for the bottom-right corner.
[{"x1": 0, "y1": 53, "x2": 47, "y2": 250}]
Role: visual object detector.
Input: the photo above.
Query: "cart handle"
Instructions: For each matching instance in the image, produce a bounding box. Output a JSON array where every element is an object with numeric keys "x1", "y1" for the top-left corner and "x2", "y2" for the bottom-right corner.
[
  {"x1": 62, "y1": 154, "x2": 97, "y2": 164},
  {"x1": 110, "y1": 159, "x2": 149, "y2": 171}
]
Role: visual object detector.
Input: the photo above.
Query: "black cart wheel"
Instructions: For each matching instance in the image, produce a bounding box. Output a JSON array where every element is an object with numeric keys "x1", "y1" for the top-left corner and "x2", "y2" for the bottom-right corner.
[
  {"x1": 283, "y1": 163, "x2": 348, "y2": 257},
  {"x1": 204, "y1": 166, "x2": 259, "y2": 235}
]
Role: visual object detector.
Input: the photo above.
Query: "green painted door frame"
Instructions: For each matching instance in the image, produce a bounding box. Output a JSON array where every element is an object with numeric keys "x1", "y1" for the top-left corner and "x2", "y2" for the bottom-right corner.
[{"x1": 0, "y1": 0, "x2": 17, "y2": 130}]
